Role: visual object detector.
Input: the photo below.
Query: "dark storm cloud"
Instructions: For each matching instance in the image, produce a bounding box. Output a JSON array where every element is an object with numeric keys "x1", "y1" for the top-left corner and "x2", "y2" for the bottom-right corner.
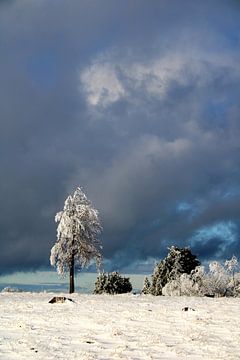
[{"x1": 0, "y1": 0, "x2": 240, "y2": 274}]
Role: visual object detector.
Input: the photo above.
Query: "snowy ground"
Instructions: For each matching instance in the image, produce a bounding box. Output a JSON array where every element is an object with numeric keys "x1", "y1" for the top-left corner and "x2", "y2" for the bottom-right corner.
[{"x1": 0, "y1": 293, "x2": 239, "y2": 360}]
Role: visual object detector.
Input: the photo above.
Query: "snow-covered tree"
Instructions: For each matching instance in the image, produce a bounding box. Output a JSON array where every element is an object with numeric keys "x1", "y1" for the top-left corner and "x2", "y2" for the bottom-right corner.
[
  {"x1": 148, "y1": 246, "x2": 200, "y2": 295},
  {"x1": 141, "y1": 277, "x2": 151, "y2": 294},
  {"x1": 50, "y1": 187, "x2": 102, "y2": 293}
]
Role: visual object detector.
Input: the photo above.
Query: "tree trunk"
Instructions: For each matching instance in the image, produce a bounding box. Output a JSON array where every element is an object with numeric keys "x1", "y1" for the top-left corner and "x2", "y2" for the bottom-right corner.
[{"x1": 69, "y1": 254, "x2": 75, "y2": 294}]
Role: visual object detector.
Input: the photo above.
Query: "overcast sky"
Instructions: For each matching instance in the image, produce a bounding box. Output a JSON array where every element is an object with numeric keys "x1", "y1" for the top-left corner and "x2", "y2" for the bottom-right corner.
[{"x1": 0, "y1": 0, "x2": 240, "y2": 274}]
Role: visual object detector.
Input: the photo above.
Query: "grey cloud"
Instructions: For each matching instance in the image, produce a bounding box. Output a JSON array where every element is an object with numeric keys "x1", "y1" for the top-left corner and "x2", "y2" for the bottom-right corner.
[{"x1": 0, "y1": 0, "x2": 240, "y2": 274}]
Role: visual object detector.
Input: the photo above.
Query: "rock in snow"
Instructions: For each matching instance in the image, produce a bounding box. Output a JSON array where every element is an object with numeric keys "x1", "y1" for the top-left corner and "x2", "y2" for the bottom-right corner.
[
  {"x1": 182, "y1": 307, "x2": 195, "y2": 311},
  {"x1": 48, "y1": 296, "x2": 74, "y2": 304}
]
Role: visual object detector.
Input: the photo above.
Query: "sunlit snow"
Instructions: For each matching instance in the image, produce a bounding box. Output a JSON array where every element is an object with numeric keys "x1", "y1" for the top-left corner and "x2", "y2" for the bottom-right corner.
[{"x1": 0, "y1": 292, "x2": 239, "y2": 359}]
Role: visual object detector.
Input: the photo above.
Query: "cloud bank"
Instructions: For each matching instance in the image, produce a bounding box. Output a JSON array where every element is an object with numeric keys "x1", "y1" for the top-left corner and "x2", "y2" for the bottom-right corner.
[{"x1": 0, "y1": 0, "x2": 240, "y2": 273}]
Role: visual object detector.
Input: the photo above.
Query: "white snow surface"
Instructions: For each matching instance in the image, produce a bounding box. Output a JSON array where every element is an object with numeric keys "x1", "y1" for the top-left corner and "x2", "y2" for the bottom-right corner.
[{"x1": 0, "y1": 293, "x2": 239, "y2": 360}]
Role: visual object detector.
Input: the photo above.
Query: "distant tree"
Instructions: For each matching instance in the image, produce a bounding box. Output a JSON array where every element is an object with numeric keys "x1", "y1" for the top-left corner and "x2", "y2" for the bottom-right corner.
[
  {"x1": 145, "y1": 246, "x2": 200, "y2": 295},
  {"x1": 141, "y1": 277, "x2": 151, "y2": 294},
  {"x1": 94, "y1": 272, "x2": 132, "y2": 294},
  {"x1": 50, "y1": 187, "x2": 102, "y2": 293}
]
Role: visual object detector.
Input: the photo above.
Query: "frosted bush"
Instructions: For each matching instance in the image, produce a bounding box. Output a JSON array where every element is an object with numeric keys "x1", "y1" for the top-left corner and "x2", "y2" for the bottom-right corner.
[
  {"x1": 231, "y1": 272, "x2": 240, "y2": 297},
  {"x1": 205, "y1": 261, "x2": 229, "y2": 297},
  {"x1": 163, "y1": 267, "x2": 204, "y2": 296},
  {"x1": 225, "y1": 255, "x2": 239, "y2": 274},
  {"x1": 94, "y1": 272, "x2": 132, "y2": 295},
  {"x1": 1, "y1": 287, "x2": 23, "y2": 293},
  {"x1": 162, "y1": 279, "x2": 181, "y2": 296},
  {"x1": 162, "y1": 256, "x2": 240, "y2": 297},
  {"x1": 146, "y1": 246, "x2": 200, "y2": 295}
]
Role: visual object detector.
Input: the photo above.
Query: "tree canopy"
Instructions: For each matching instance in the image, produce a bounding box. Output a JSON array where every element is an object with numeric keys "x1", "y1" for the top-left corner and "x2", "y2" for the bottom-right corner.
[
  {"x1": 50, "y1": 187, "x2": 102, "y2": 293},
  {"x1": 143, "y1": 246, "x2": 200, "y2": 296}
]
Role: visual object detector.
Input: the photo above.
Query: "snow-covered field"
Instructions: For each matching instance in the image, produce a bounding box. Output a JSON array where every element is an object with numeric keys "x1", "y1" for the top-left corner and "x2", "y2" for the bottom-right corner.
[{"x1": 0, "y1": 293, "x2": 239, "y2": 360}]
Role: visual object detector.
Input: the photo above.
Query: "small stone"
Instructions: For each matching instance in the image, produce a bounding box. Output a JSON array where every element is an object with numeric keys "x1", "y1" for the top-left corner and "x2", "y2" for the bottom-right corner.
[{"x1": 49, "y1": 296, "x2": 74, "y2": 304}]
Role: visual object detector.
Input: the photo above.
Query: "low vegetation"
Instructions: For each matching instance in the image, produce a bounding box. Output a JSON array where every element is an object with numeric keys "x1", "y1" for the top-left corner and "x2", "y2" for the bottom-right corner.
[
  {"x1": 162, "y1": 256, "x2": 240, "y2": 297},
  {"x1": 94, "y1": 271, "x2": 132, "y2": 294},
  {"x1": 142, "y1": 246, "x2": 240, "y2": 297},
  {"x1": 142, "y1": 246, "x2": 200, "y2": 295}
]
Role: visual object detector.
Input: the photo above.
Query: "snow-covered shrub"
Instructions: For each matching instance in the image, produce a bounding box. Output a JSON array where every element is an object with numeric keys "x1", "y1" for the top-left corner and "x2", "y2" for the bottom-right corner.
[
  {"x1": 1, "y1": 287, "x2": 23, "y2": 293},
  {"x1": 162, "y1": 256, "x2": 240, "y2": 297},
  {"x1": 162, "y1": 268, "x2": 204, "y2": 296},
  {"x1": 145, "y1": 246, "x2": 200, "y2": 295},
  {"x1": 162, "y1": 279, "x2": 181, "y2": 296},
  {"x1": 94, "y1": 272, "x2": 132, "y2": 295},
  {"x1": 202, "y1": 257, "x2": 240, "y2": 297},
  {"x1": 225, "y1": 255, "x2": 239, "y2": 274},
  {"x1": 205, "y1": 261, "x2": 229, "y2": 297},
  {"x1": 232, "y1": 274, "x2": 240, "y2": 297}
]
